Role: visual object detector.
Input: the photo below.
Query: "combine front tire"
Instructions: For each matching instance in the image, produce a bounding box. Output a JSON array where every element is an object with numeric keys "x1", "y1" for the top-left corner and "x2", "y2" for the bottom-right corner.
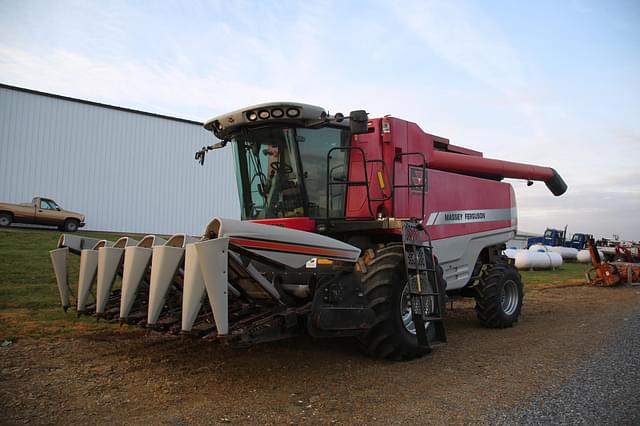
[
  {"x1": 359, "y1": 244, "x2": 445, "y2": 361},
  {"x1": 474, "y1": 263, "x2": 523, "y2": 328}
]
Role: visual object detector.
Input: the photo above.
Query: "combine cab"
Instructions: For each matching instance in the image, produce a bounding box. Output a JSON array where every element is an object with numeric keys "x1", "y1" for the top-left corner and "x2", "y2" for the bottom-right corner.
[{"x1": 51, "y1": 102, "x2": 567, "y2": 359}]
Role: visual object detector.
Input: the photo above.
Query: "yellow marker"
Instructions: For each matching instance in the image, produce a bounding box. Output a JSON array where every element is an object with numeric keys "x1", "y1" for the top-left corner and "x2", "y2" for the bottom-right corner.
[
  {"x1": 318, "y1": 258, "x2": 334, "y2": 265},
  {"x1": 377, "y1": 170, "x2": 386, "y2": 189}
]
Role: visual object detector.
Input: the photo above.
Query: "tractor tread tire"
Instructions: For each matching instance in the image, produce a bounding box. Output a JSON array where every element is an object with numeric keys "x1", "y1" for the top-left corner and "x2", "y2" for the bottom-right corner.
[
  {"x1": 358, "y1": 244, "x2": 445, "y2": 361},
  {"x1": 474, "y1": 263, "x2": 523, "y2": 328}
]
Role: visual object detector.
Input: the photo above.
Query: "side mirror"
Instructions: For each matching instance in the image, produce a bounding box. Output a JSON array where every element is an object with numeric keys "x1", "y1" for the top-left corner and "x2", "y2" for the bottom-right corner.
[
  {"x1": 195, "y1": 140, "x2": 228, "y2": 165},
  {"x1": 211, "y1": 140, "x2": 228, "y2": 150},
  {"x1": 349, "y1": 110, "x2": 369, "y2": 134},
  {"x1": 56, "y1": 207, "x2": 61, "y2": 211}
]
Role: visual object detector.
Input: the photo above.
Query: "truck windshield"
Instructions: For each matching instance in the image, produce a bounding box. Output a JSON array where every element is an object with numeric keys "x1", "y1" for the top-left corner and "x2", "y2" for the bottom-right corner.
[{"x1": 231, "y1": 126, "x2": 349, "y2": 220}]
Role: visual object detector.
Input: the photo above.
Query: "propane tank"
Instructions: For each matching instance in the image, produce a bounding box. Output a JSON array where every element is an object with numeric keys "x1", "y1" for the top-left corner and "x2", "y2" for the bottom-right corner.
[
  {"x1": 529, "y1": 244, "x2": 552, "y2": 252},
  {"x1": 515, "y1": 251, "x2": 563, "y2": 270},
  {"x1": 503, "y1": 248, "x2": 519, "y2": 259},
  {"x1": 577, "y1": 249, "x2": 604, "y2": 264},
  {"x1": 549, "y1": 246, "x2": 578, "y2": 260}
]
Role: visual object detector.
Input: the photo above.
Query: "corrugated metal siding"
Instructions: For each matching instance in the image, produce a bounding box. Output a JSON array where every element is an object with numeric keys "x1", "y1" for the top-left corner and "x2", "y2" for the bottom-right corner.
[{"x1": 0, "y1": 86, "x2": 240, "y2": 235}]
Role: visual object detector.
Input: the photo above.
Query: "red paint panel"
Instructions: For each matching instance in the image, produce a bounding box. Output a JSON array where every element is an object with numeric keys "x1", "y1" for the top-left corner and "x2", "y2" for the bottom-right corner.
[
  {"x1": 229, "y1": 237, "x2": 354, "y2": 259},
  {"x1": 249, "y1": 217, "x2": 316, "y2": 232}
]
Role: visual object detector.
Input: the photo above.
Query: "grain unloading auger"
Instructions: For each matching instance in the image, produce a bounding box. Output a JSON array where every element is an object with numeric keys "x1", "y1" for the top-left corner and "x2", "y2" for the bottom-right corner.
[{"x1": 51, "y1": 101, "x2": 567, "y2": 359}]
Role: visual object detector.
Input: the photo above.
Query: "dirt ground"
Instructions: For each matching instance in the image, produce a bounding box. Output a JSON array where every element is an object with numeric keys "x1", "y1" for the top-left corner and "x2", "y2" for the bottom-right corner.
[{"x1": 1, "y1": 284, "x2": 639, "y2": 425}]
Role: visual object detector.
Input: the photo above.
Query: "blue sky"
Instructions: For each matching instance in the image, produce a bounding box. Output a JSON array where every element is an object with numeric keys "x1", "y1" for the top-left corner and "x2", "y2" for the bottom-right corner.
[{"x1": 1, "y1": 0, "x2": 639, "y2": 239}]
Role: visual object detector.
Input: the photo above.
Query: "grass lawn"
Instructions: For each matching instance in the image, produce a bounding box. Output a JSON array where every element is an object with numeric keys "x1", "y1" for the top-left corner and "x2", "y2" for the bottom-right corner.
[
  {"x1": 0, "y1": 226, "x2": 592, "y2": 341},
  {"x1": 0, "y1": 226, "x2": 144, "y2": 341},
  {"x1": 519, "y1": 262, "x2": 591, "y2": 289}
]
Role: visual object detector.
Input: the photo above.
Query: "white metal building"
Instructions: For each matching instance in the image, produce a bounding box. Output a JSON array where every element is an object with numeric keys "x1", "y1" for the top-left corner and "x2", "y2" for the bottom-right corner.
[{"x1": 0, "y1": 83, "x2": 239, "y2": 235}]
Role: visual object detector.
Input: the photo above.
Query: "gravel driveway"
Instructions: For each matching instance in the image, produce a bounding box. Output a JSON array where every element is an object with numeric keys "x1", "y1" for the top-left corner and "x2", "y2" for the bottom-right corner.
[{"x1": 480, "y1": 305, "x2": 640, "y2": 425}]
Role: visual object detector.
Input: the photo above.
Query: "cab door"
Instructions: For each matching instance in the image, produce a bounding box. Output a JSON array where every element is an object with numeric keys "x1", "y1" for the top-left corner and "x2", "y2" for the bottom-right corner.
[{"x1": 35, "y1": 199, "x2": 62, "y2": 225}]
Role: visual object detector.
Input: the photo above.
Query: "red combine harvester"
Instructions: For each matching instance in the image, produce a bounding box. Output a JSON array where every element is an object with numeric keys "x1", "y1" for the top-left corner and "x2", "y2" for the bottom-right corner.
[{"x1": 51, "y1": 103, "x2": 567, "y2": 360}]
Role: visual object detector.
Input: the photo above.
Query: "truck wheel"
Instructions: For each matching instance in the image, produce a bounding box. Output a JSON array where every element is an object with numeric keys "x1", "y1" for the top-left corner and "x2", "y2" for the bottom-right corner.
[
  {"x1": 474, "y1": 263, "x2": 523, "y2": 328},
  {"x1": 358, "y1": 244, "x2": 445, "y2": 360},
  {"x1": 0, "y1": 213, "x2": 12, "y2": 227},
  {"x1": 63, "y1": 219, "x2": 80, "y2": 232}
]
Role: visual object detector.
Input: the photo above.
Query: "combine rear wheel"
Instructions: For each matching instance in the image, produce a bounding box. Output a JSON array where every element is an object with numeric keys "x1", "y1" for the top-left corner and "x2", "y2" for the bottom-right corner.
[
  {"x1": 474, "y1": 263, "x2": 523, "y2": 328},
  {"x1": 358, "y1": 244, "x2": 445, "y2": 360}
]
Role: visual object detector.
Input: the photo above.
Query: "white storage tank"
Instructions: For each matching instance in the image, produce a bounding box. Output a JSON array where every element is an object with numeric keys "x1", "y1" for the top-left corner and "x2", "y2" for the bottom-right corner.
[
  {"x1": 577, "y1": 249, "x2": 604, "y2": 263},
  {"x1": 528, "y1": 244, "x2": 552, "y2": 252},
  {"x1": 515, "y1": 251, "x2": 563, "y2": 270},
  {"x1": 550, "y1": 246, "x2": 579, "y2": 260}
]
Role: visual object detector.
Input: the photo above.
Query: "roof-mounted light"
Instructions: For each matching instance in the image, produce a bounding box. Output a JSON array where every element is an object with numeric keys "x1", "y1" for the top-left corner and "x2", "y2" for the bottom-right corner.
[
  {"x1": 258, "y1": 110, "x2": 270, "y2": 119},
  {"x1": 286, "y1": 107, "x2": 300, "y2": 118},
  {"x1": 271, "y1": 108, "x2": 284, "y2": 118},
  {"x1": 247, "y1": 111, "x2": 258, "y2": 121}
]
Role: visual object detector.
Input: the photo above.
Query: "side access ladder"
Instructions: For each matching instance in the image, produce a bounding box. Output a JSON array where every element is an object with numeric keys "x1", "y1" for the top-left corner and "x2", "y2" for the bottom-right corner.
[{"x1": 401, "y1": 220, "x2": 447, "y2": 352}]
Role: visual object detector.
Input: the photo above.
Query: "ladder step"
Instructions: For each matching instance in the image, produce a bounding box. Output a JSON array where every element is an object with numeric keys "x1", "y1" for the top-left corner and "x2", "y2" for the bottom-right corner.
[
  {"x1": 409, "y1": 292, "x2": 441, "y2": 297},
  {"x1": 422, "y1": 316, "x2": 444, "y2": 321}
]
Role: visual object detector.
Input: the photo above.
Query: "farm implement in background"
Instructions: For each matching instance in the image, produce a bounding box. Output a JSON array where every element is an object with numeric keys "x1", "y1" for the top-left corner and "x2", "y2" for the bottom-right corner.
[{"x1": 585, "y1": 239, "x2": 640, "y2": 287}]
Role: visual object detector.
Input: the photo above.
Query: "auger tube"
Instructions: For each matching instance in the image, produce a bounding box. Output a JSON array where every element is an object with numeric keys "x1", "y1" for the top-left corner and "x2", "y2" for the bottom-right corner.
[{"x1": 429, "y1": 150, "x2": 568, "y2": 196}]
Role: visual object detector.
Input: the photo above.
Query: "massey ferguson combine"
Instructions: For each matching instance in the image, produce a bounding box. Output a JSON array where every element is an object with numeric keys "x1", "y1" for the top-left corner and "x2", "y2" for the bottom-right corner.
[{"x1": 50, "y1": 102, "x2": 567, "y2": 360}]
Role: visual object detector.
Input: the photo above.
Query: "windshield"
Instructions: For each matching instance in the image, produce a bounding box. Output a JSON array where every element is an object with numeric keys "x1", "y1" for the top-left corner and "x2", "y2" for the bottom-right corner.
[{"x1": 232, "y1": 126, "x2": 349, "y2": 220}]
